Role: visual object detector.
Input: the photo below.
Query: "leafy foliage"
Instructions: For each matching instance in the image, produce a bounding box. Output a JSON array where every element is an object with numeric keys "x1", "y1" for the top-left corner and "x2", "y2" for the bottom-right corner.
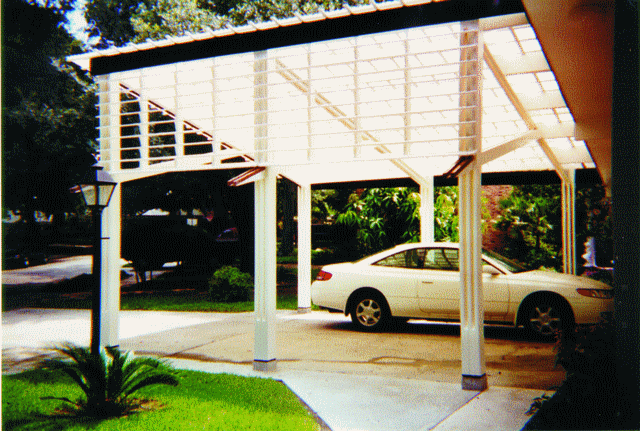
[
  {"x1": 2, "y1": 0, "x2": 97, "y2": 220},
  {"x1": 40, "y1": 343, "x2": 179, "y2": 417},
  {"x1": 333, "y1": 188, "x2": 421, "y2": 258},
  {"x1": 434, "y1": 186, "x2": 459, "y2": 242},
  {"x1": 86, "y1": 0, "x2": 372, "y2": 47},
  {"x1": 494, "y1": 185, "x2": 562, "y2": 270},
  {"x1": 331, "y1": 186, "x2": 482, "y2": 259},
  {"x1": 208, "y1": 266, "x2": 254, "y2": 302},
  {"x1": 130, "y1": 0, "x2": 223, "y2": 43}
]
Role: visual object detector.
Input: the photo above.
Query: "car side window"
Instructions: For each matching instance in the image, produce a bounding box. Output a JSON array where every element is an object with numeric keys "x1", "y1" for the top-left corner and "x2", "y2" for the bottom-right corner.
[
  {"x1": 423, "y1": 248, "x2": 459, "y2": 271},
  {"x1": 374, "y1": 249, "x2": 425, "y2": 268}
]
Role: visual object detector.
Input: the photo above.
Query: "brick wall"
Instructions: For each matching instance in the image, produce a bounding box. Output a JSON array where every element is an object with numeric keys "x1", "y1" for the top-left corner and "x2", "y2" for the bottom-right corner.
[{"x1": 482, "y1": 185, "x2": 512, "y2": 253}]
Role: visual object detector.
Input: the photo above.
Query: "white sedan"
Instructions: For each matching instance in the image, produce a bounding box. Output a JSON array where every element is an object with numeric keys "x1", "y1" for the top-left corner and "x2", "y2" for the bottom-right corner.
[{"x1": 311, "y1": 242, "x2": 614, "y2": 337}]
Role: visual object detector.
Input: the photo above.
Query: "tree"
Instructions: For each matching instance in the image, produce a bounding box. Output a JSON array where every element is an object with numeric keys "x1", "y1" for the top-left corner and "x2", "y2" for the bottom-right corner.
[
  {"x1": 2, "y1": 0, "x2": 97, "y2": 227},
  {"x1": 334, "y1": 188, "x2": 421, "y2": 258},
  {"x1": 494, "y1": 185, "x2": 562, "y2": 270},
  {"x1": 434, "y1": 186, "x2": 459, "y2": 242},
  {"x1": 130, "y1": 0, "x2": 223, "y2": 43},
  {"x1": 85, "y1": 0, "x2": 373, "y2": 47},
  {"x1": 85, "y1": 0, "x2": 155, "y2": 48}
]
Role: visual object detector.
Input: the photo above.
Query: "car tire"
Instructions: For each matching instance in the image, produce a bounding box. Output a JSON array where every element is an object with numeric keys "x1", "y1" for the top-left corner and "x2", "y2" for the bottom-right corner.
[
  {"x1": 522, "y1": 296, "x2": 574, "y2": 339},
  {"x1": 350, "y1": 292, "x2": 389, "y2": 331}
]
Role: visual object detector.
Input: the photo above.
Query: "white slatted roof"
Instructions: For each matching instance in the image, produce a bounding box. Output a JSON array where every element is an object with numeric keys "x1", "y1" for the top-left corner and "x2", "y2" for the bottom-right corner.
[{"x1": 69, "y1": 2, "x2": 595, "y2": 185}]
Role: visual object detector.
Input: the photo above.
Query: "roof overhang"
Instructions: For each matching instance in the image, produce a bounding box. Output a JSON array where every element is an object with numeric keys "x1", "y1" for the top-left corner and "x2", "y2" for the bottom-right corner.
[{"x1": 522, "y1": 0, "x2": 613, "y2": 188}]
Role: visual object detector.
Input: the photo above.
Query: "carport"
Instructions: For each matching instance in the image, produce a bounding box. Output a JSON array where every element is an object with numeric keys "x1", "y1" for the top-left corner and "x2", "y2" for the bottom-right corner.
[{"x1": 69, "y1": 0, "x2": 612, "y2": 392}]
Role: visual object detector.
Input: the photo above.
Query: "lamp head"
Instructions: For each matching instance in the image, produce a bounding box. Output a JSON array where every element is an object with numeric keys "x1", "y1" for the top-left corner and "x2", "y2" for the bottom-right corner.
[{"x1": 79, "y1": 164, "x2": 116, "y2": 209}]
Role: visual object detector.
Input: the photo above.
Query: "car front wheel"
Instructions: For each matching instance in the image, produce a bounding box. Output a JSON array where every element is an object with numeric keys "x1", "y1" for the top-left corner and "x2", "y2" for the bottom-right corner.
[
  {"x1": 523, "y1": 299, "x2": 573, "y2": 339},
  {"x1": 350, "y1": 293, "x2": 389, "y2": 331}
]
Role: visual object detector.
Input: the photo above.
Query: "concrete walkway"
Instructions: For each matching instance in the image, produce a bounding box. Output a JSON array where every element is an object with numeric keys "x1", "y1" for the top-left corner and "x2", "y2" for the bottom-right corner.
[{"x1": 2, "y1": 309, "x2": 549, "y2": 431}]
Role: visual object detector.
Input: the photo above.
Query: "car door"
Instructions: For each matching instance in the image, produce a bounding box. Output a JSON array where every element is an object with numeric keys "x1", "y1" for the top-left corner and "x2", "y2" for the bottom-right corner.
[
  {"x1": 482, "y1": 263, "x2": 510, "y2": 321},
  {"x1": 417, "y1": 247, "x2": 510, "y2": 321},
  {"x1": 369, "y1": 248, "x2": 425, "y2": 317},
  {"x1": 417, "y1": 248, "x2": 460, "y2": 318}
]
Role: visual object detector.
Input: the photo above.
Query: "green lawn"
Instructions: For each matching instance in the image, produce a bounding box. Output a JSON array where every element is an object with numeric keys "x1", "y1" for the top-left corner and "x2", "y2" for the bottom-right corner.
[
  {"x1": 2, "y1": 264, "x2": 321, "y2": 312},
  {"x1": 3, "y1": 368, "x2": 320, "y2": 431},
  {"x1": 2, "y1": 293, "x2": 308, "y2": 312}
]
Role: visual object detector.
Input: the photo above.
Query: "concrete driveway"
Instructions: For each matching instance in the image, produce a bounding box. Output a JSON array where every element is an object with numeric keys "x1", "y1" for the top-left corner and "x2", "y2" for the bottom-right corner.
[
  {"x1": 3, "y1": 308, "x2": 564, "y2": 390},
  {"x1": 3, "y1": 308, "x2": 561, "y2": 431},
  {"x1": 120, "y1": 311, "x2": 564, "y2": 390}
]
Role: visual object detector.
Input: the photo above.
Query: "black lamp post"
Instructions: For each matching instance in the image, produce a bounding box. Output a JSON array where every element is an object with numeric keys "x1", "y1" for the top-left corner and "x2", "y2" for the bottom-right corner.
[{"x1": 78, "y1": 164, "x2": 116, "y2": 355}]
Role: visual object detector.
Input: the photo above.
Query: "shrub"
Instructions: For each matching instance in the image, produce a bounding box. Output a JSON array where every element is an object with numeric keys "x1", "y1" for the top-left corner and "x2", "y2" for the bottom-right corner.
[
  {"x1": 524, "y1": 318, "x2": 618, "y2": 429},
  {"x1": 40, "y1": 343, "x2": 179, "y2": 418},
  {"x1": 311, "y1": 248, "x2": 336, "y2": 265},
  {"x1": 209, "y1": 266, "x2": 254, "y2": 302}
]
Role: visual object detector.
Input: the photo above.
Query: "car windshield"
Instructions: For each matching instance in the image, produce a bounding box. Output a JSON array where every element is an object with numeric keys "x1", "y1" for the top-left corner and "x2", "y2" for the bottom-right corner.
[{"x1": 482, "y1": 248, "x2": 528, "y2": 273}]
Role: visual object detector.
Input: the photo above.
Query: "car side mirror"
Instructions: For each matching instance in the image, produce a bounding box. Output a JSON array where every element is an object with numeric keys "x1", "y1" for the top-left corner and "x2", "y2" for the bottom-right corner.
[{"x1": 482, "y1": 265, "x2": 501, "y2": 276}]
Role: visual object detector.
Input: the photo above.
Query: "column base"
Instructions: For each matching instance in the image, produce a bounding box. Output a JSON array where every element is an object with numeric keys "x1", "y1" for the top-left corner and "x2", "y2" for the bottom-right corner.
[
  {"x1": 462, "y1": 374, "x2": 488, "y2": 391},
  {"x1": 253, "y1": 359, "x2": 277, "y2": 372},
  {"x1": 297, "y1": 307, "x2": 311, "y2": 314}
]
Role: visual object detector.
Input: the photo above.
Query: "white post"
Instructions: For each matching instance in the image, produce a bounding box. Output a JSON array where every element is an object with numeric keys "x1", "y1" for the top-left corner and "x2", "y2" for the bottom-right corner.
[
  {"x1": 94, "y1": 74, "x2": 121, "y2": 349},
  {"x1": 173, "y1": 65, "x2": 185, "y2": 159},
  {"x1": 458, "y1": 20, "x2": 487, "y2": 391},
  {"x1": 253, "y1": 50, "x2": 277, "y2": 372},
  {"x1": 100, "y1": 182, "x2": 121, "y2": 347},
  {"x1": 404, "y1": 35, "x2": 413, "y2": 157},
  {"x1": 562, "y1": 169, "x2": 576, "y2": 275},
  {"x1": 297, "y1": 184, "x2": 312, "y2": 312},
  {"x1": 353, "y1": 40, "x2": 361, "y2": 159},
  {"x1": 420, "y1": 178, "x2": 435, "y2": 243}
]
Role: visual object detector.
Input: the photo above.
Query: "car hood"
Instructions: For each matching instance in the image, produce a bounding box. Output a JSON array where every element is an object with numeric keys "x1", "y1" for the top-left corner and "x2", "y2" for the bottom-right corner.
[{"x1": 509, "y1": 270, "x2": 612, "y2": 290}]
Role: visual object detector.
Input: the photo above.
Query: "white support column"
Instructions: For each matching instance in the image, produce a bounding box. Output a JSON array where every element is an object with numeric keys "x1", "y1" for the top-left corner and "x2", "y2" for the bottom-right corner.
[
  {"x1": 253, "y1": 50, "x2": 277, "y2": 372},
  {"x1": 562, "y1": 169, "x2": 576, "y2": 275},
  {"x1": 404, "y1": 35, "x2": 413, "y2": 157},
  {"x1": 100, "y1": 182, "x2": 121, "y2": 347},
  {"x1": 458, "y1": 20, "x2": 487, "y2": 391},
  {"x1": 92, "y1": 74, "x2": 121, "y2": 349},
  {"x1": 173, "y1": 66, "x2": 185, "y2": 159},
  {"x1": 139, "y1": 93, "x2": 150, "y2": 169},
  {"x1": 353, "y1": 40, "x2": 361, "y2": 159},
  {"x1": 210, "y1": 59, "x2": 220, "y2": 167},
  {"x1": 254, "y1": 168, "x2": 277, "y2": 371},
  {"x1": 420, "y1": 178, "x2": 435, "y2": 243},
  {"x1": 307, "y1": 45, "x2": 315, "y2": 163},
  {"x1": 94, "y1": 75, "x2": 121, "y2": 349},
  {"x1": 297, "y1": 184, "x2": 312, "y2": 312},
  {"x1": 96, "y1": 75, "x2": 120, "y2": 172}
]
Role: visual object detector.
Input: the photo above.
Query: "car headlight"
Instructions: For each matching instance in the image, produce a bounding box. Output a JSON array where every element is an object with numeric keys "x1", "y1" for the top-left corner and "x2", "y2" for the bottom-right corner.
[{"x1": 576, "y1": 288, "x2": 614, "y2": 299}]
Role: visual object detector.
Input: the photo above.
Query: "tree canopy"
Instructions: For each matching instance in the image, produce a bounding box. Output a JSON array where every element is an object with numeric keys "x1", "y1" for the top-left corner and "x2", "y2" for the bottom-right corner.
[
  {"x1": 86, "y1": 0, "x2": 371, "y2": 47},
  {"x1": 2, "y1": 0, "x2": 97, "y2": 222}
]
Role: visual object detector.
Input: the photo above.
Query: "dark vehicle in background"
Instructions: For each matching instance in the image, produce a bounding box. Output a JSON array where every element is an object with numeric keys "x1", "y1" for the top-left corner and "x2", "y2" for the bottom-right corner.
[
  {"x1": 121, "y1": 217, "x2": 238, "y2": 277},
  {"x1": 214, "y1": 227, "x2": 240, "y2": 265},
  {"x1": 3, "y1": 248, "x2": 48, "y2": 269},
  {"x1": 2, "y1": 222, "x2": 49, "y2": 269}
]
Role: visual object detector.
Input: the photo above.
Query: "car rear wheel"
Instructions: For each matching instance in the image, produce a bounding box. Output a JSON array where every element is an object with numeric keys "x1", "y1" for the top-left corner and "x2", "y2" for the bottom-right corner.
[
  {"x1": 523, "y1": 297, "x2": 573, "y2": 339},
  {"x1": 350, "y1": 293, "x2": 389, "y2": 331}
]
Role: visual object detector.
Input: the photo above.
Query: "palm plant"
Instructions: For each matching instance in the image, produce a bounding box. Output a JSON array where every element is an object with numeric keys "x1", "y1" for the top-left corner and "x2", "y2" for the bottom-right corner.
[{"x1": 40, "y1": 343, "x2": 179, "y2": 417}]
